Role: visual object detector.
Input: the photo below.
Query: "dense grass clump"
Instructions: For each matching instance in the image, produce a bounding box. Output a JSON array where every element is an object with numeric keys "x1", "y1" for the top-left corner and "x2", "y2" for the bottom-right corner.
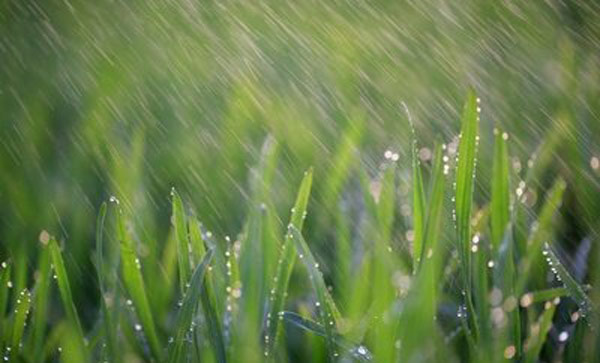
[{"x1": 0, "y1": 91, "x2": 597, "y2": 362}]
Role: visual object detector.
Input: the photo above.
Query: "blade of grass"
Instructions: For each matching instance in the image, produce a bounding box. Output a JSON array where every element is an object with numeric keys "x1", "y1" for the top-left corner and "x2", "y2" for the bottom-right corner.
[
  {"x1": 454, "y1": 89, "x2": 480, "y2": 341},
  {"x1": 520, "y1": 287, "x2": 568, "y2": 306},
  {"x1": 95, "y1": 202, "x2": 119, "y2": 363},
  {"x1": 11, "y1": 289, "x2": 31, "y2": 353},
  {"x1": 288, "y1": 226, "x2": 340, "y2": 361},
  {"x1": 490, "y1": 129, "x2": 510, "y2": 251},
  {"x1": 172, "y1": 188, "x2": 192, "y2": 295},
  {"x1": 411, "y1": 131, "x2": 426, "y2": 274},
  {"x1": 523, "y1": 300, "x2": 557, "y2": 363},
  {"x1": 113, "y1": 203, "x2": 162, "y2": 361},
  {"x1": 282, "y1": 311, "x2": 372, "y2": 362},
  {"x1": 516, "y1": 178, "x2": 566, "y2": 294},
  {"x1": 543, "y1": 243, "x2": 594, "y2": 320},
  {"x1": 0, "y1": 262, "x2": 11, "y2": 343},
  {"x1": 264, "y1": 168, "x2": 313, "y2": 358},
  {"x1": 31, "y1": 235, "x2": 52, "y2": 362},
  {"x1": 48, "y1": 237, "x2": 85, "y2": 345},
  {"x1": 168, "y1": 249, "x2": 214, "y2": 363}
]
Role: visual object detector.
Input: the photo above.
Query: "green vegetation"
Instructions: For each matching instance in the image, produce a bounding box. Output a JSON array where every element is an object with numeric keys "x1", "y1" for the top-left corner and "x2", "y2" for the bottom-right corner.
[{"x1": 2, "y1": 1, "x2": 600, "y2": 362}]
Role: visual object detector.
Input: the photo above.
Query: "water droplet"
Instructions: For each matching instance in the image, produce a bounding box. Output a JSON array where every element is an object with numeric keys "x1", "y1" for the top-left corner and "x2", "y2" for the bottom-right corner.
[
  {"x1": 134, "y1": 324, "x2": 142, "y2": 331},
  {"x1": 357, "y1": 346, "x2": 367, "y2": 355},
  {"x1": 558, "y1": 331, "x2": 569, "y2": 342}
]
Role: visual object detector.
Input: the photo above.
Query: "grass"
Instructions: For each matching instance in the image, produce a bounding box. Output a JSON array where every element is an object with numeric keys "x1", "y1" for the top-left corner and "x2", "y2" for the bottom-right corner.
[{"x1": 0, "y1": 90, "x2": 597, "y2": 362}]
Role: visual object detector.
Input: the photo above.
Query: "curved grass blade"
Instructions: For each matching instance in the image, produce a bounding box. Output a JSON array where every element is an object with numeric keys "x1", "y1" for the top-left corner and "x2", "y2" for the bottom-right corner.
[
  {"x1": 168, "y1": 249, "x2": 214, "y2": 363},
  {"x1": 288, "y1": 225, "x2": 340, "y2": 361},
  {"x1": 543, "y1": 243, "x2": 594, "y2": 320},
  {"x1": 264, "y1": 168, "x2": 313, "y2": 358},
  {"x1": 282, "y1": 311, "x2": 372, "y2": 362},
  {"x1": 454, "y1": 89, "x2": 480, "y2": 340},
  {"x1": 114, "y1": 205, "x2": 162, "y2": 361},
  {"x1": 172, "y1": 188, "x2": 192, "y2": 295},
  {"x1": 11, "y1": 289, "x2": 31, "y2": 353},
  {"x1": 49, "y1": 237, "x2": 85, "y2": 345}
]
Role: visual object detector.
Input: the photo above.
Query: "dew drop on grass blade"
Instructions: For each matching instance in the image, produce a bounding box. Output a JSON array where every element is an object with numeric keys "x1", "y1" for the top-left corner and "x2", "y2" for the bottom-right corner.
[
  {"x1": 168, "y1": 249, "x2": 214, "y2": 363},
  {"x1": 264, "y1": 168, "x2": 313, "y2": 358},
  {"x1": 113, "y1": 205, "x2": 163, "y2": 361}
]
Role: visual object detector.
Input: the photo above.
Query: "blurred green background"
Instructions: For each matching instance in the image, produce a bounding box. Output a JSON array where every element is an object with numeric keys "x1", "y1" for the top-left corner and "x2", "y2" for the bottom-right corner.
[{"x1": 1, "y1": 0, "x2": 599, "y2": 344}]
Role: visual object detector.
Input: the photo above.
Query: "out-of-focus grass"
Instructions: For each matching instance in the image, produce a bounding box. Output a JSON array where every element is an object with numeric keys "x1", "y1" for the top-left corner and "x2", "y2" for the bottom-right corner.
[{"x1": 1, "y1": 1, "x2": 600, "y2": 362}]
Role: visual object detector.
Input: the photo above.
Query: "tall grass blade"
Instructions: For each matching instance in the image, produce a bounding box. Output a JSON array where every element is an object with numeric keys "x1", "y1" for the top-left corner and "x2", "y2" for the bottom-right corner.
[
  {"x1": 264, "y1": 168, "x2": 313, "y2": 358},
  {"x1": 48, "y1": 237, "x2": 85, "y2": 345},
  {"x1": 114, "y1": 205, "x2": 163, "y2": 360},
  {"x1": 0, "y1": 262, "x2": 11, "y2": 344},
  {"x1": 31, "y1": 237, "x2": 52, "y2": 362},
  {"x1": 411, "y1": 134, "x2": 426, "y2": 273},
  {"x1": 168, "y1": 249, "x2": 214, "y2": 363},
  {"x1": 288, "y1": 226, "x2": 340, "y2": 361},
  {"x1": 454, "y1": 89, "x2": 480, "y2": 340},
  {"x1": 490, "y1": 130, "x2": 510, "y2": 251},
  {"x1": 172, "y1": 188, "x2": 192, "y2": 295},
  {"x1": 95, "y1": 203, "x2": 119, "y2": 363}
]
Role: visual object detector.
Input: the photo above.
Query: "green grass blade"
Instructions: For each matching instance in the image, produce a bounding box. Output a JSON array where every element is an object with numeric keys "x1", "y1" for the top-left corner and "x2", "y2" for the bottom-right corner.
[
  {"x1": 49, "y1": 237, "x2": 85, "y2": 345},
  {"x1": 189, "y1": 218, "x2": 206, "y2": 266},
  {"x1": 543, "y1": 243, "x2": 594, "y2": 320},
  {"x1": 454, "y1": 89, "x2": 480, "y2": 340},
  {"x1": 411, "y1": 136, "x2": 426, "y2": 273},
  {"x1": 520, "y1": 288, "x2": 568, "y2": 307},
  {"x1": 288, "y1": 226, "x2": 339, "y2": 361},
  {"x1": 31, "y1": 236, "x2": 52, "y2": 362},
  {"x1": 523, "y1": 301, "x2": 557, "y2": 363},
  {"x1": 282, "y1": 311, "x2": 372, "y2": 362},
  {"x1": 172, "y1": 188, "x2": 192, "y2": 295},
  {"x1": 11, "y1": 289, "x2": 31, "y2": 353},
  {"x1": 168, "y1": 249, "x2": 214, "y2": 363},
  {"x1": 95, "y1": 202, "x2": 119, "y2": 363},
  {"x1": 113, "y1": 204, "x2": 163, "y2": 361},
  {"x1": 264, "y1": 168, "x2": 313, "y2": 358},
  {"x1": 516, "y1": 178, "x2": 566, "y2": 294},
  {"x1": 490, "y1": 129, "x2": 510, "y2": 251},
  {"x1": 0, "y1": 262, "x2": 11, "y2": 343}
]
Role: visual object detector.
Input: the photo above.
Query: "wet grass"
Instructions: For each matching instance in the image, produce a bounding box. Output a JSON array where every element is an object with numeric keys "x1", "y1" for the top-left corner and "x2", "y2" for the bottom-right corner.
[{"x1": 0, "y1": 91, "x2": 597, "y2": 362}]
